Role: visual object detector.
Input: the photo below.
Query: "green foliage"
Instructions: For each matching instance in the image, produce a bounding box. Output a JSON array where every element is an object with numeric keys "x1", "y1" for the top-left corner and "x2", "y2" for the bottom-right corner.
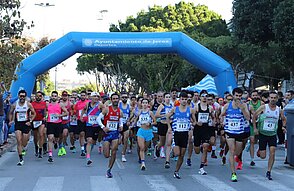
[
  {"x1": 0, "y1": 0, "x2": 33, "y2": 87},
  {"x1": 84, "y1": 1, "x2": 230, "y2": 92}
]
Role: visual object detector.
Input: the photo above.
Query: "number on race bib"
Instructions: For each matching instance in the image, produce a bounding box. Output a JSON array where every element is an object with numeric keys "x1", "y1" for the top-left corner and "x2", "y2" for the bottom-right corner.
[
  {"x1": 176, "y1": 119, "x2": 190, "y2": 132},
  {"x1": 16, "y1": 112, "x2": 27, "y2": 122},
  {"x1": 198, "y1": 113, "x2": 209, "y2": 123},
  {"x1": 62, "y1": 115, "x2": 69, "y2": 120},
  {"x1": 263, "y1": 119, "x2": 276, "y2": 131},
  {"x1": 88, "y1": 115, "x2": 98, "y2": 125},
  {"x1": 107, "y1": 121, "x2": 118, "y2": 131},
  {"x1": 33, "y1": 121, "x2": 42, "y2": 128},
  {"x1": 50, "y1": 114, "x2": 59, "y2": 122},
  {"x1": 227, "y1": 119, "x2": 241, "y2": 131}
]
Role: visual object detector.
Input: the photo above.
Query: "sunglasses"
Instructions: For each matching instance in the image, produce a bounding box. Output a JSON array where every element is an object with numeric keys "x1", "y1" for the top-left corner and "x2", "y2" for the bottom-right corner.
[
  {"x1": 19, "y1": 95, "x2": 26, "y2": 98},
  {"x1": 121, "y1": 97, "x2": 128, "y2": 99}
]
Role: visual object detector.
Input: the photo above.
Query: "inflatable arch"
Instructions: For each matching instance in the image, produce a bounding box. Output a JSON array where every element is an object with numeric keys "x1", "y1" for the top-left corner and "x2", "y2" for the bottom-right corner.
[{"x1": 10, "y1": 32, "x2": 236, "y2": 97}]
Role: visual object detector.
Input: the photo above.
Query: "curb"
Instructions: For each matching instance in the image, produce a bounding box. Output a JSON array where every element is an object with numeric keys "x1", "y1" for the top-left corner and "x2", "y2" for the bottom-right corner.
[{"x1": 0, "y1": 134, "x2": 17, "y2": 157}]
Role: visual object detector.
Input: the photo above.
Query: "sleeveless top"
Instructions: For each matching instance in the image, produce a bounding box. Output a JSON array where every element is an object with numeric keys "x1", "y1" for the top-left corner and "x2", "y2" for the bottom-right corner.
[
  {"x1": 47, "y1": 103, "x2": 62, "y2": 123},
  {"x1": 172, "y1": 106, "x2": 191, "y2": 132},
  {"x1": 32, "y1": 101, "x2": 46, "y2": 121},
  {"x1": 160, "y1": 103, "x2": 173, "y2": 121},
  {"x1": 14, "y1": 100, "x2": 29, "y2": 123},
  {"x1": 138, "y1": 110, "x2": 152, "y2": 128},
  {"x1": 195, "y1": 103, "x2": 209, "y2": 128},
  {"x1": 258, "y1": 104, "x2": 279, "y2": 136},
  {"x1": 119, "y1": 102, "x2": 130, "y2": 124},
  {"x1": 103, "y1": 106, "x2": 120, "y2": 131},
  {"x1": 224, "y1": 102, "x2": 248, "y2": 134},
  {"x1": 86, "y1": 101, "x2": 101, "y2": 127}
]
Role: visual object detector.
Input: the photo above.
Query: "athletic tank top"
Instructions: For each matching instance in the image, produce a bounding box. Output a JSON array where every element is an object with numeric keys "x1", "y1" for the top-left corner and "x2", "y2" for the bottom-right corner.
[
  {"x1": 85, "y1": 101, "x2": 101, "y2": 127},
  {"x1": 195, "y1": 103, "x2": 209, "y2": 128},
  {"x1": 172, "y1": 106, "x2": 191, "y2": 132},
  {"x1": 249, "y1": 100, "x2": 261, "y2": 111},
  {"x1": 224, "y1": 102, "x2": 248, "y2": 134},
  {"x1": 258, "y1": 104, "x2": 279, "y2": 136},
  {"x1": 75, "y1": 100, "x2": 88, "y2": 120},
  {"x1": 138, "y1": 110, "x2": 152, "y2": 128},
  {"x1": 119, "y1": 102, "x2": 130, "y2": 124},
  {"x1": 103, "y1": 106, "x2": 120, "y2": 131},
  {"x1": 47, "y1": 103, "x2": 62, "y2": 123},
  {"x1": 32, "y1": 101, "x2": 46, "y2": 121},
  {"x1": 160, "y1": 103, "x2": 173, "y2": 121},
  {"x1": 14, "y1": 100, "x2": 29, "y2": 123},
  {"x1": 61, "y1": 100, "x2": 71, "y2": 124}
]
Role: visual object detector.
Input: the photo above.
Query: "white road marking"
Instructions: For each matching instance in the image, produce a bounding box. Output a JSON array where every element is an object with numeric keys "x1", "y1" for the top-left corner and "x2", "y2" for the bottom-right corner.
[
  {"x1": 143, "y1": 175, "x2": 178, "y2": 191},
  {"x1": 0, "y1": 177, "x2": 13, "y2": 191},
  {"x1": 242, "y1": 174, "x2": 291, "y2": 191},
  {"x1": 90, "y1": 176, "x2": 120, "y2": 191},
  {"x1": 191, "y1": 174, "x2": 237, "y2": 191},
  {"x1": 33, "y1": 177, "x2": 64, "y2": 191}
]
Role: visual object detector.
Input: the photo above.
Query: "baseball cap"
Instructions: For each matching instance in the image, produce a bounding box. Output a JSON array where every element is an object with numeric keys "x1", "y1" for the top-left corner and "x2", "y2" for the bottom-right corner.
[{"x1": 90, "y1": 92, "x2": 100, "y2": 97}]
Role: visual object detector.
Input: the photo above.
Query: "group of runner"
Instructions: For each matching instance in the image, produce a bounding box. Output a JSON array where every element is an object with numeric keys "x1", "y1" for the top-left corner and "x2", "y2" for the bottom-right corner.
[{"x1": 8, "y1": 88, "x2": 294, "y2": 181}]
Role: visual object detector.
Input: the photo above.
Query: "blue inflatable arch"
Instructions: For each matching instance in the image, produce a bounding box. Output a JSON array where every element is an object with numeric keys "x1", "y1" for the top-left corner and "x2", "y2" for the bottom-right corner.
[{"x1": 10, "y1": 32, "x2": 236, "y2": 96}]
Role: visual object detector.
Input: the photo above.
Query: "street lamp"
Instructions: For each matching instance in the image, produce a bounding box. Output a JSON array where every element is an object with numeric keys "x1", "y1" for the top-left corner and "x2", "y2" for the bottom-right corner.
[{"x1": 97, "y1": 9, "x2": 108, "y2": 20}]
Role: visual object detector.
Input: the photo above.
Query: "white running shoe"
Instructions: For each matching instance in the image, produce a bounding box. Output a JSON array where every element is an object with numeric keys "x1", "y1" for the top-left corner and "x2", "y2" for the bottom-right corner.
[
  {"x1": 17, "y1": 160, "x2": 24, "y2": 166},
  {"x1": 199, "y1": 168, "x2": 207, "y2": 175},
  {"x1": 160, "y1": 147, "x2": 166, "y2": 158},
  {"x1": 122, "y1": 155, "x2": 127, "y2": 162}
]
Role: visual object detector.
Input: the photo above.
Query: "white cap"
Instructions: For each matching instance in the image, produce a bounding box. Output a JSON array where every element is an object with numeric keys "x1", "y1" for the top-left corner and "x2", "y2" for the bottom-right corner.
[{"x1": 90, "y1": 92, "x2": 100, "y2": 97}]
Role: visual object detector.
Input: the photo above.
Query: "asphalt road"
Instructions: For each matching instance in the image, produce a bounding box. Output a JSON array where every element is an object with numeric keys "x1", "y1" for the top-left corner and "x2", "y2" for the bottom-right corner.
[{"x1": 0, "y1": 138, "x2": 293, "y2": 191}]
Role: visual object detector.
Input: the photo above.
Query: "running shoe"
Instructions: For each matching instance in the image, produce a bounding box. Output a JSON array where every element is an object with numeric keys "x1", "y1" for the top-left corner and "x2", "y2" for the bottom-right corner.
[
  {"x1": 231, "y1": 173, "x2": 238, "y2": 182},
  {"x1": 17, "y1": 160, "x2": 24, "y2": 166},
  {"x1": 154, "y1": 145, "x2": 160, "y2": 158},
  {"x1": 222, "y1": 156, "x2": 226, "y2": 165},
  {"x1": 141, "y1": 163, "x2": 146, "y2": 171},
  {"x1": 58, "y1": 148, "x2": 63, "y2": 156},
  {"x1": 38, "y1": 154, "x2": 43, "y2": 159},
  {"x1": 266, "y1": 171, "x2": 273, "y2": 180},
  {"x1": 236, "y1": 161, "x2": 243, "y2": 170},
  {"x1": 219, "y1": 149, "x2": 224, "y2": 157},
  {"x1": 98, "y1": 146, "x2": 102, "y2": 154},
  {"x1": 48, "y1": 156, "x2": 54, "y2": 163},
  {"x1": 81, "y1": 150, "x2": 86, "y2": 157},
  {"x1": 186, "y1": 158, "x2": 192, "y2": 166},
  {"x1": 87, "y1": 159, "x2": 93, "y2": 166},
  {"x1": 106, "y1": 169, "x2": 113, "y2": 178},
  {"x1": 173, "y1": 171, "x2": 181, "y2": 179},
  {"x1": 174, "y1": 156, "x2": 178, "y2": 161},
  {"x1": 160, "y1": 147, "x2": 166, "y2": 158},
  {"x1": 54, "y1": 143, "x2": 58, "y2": 150},
  {"x1": 211, "y1": 152, "x2": 217, "y2": 159},
  {"x1": 147, "y1": 148, "x2": 152, "y2": 156},
  {"x1": 165, "y1": 161, "x2": 170, "y2": 169},
  {"x1": 61, "y1": 147, "x2": 67, "y2": 155},
  {"x1": 21, "y1": 149, "x2": 26, "y2": 156},
  {"x1": 199, "y1": 168, "x2": 207, "y2": 175},
  {"x1": 122, "y1": 155, "x2": 127, "y2": 162},
  {"x1": 127, "y1": 149, "x2": 132, "y2": 154},
  {"x1": 250, "y1": 161, "x2": 255, "y2": 166}
]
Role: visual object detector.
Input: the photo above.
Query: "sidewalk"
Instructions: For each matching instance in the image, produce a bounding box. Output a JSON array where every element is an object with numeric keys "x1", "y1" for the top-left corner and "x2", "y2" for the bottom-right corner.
[{"x1": 0, "y1": 133, "x2": 17, "y2": 157}]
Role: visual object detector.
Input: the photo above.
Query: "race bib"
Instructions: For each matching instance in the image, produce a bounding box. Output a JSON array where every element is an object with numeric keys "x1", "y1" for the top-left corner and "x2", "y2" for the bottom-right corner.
[
  {"x1": 227, "y1": 119, "x2": 241, "y2": 131},
  {"x1": 33, "y1": 121, "x2": 42, "y2": 128},
  {"x1": 16, "y1": 112, "x2": 27, "y2": 122},
  {"x1": 140, "y1": 114, "x2": 150, "y2": 125},
  {"x1": 263, "y1": 119, "x2": 276, "y2": 131},
  {"x1": 107, "y1": 121, "x2": 118, "y2": 131},
  {"x1": 122, "y1": 113, "x2": 128, "y2": 124},
  {"x1": 88, "y1": 115, "x2": 98, "y2": 125},
  {"x1": 70, "y1": 115, "x2": 78, "y2": 126},
  {"x1": 176, "y1": 120, "x2": 190, "y2": 132},
  {"x1": 49, "y1": 114, "x2": 59, "y2": 122},
  {"x1": 198, "y1": 113, "x2": 209, "y2": 123},
  {"x1": 62, "y1": 115, "x2": 69, "y2": 120}
]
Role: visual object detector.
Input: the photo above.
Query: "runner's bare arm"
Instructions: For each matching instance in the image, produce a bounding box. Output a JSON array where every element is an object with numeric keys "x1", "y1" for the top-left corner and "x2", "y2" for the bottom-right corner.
[
  {"x1": 155, "y1": 104, "x2": 164, "y2": 118},
  {"x1": 252, "y1": 105, "x2": 265, "y2": 130},
  {"x1": 9, "y1": 104, "x2": 16, "y2": 124},
  {"x1": 27, "y1": 102, "x2": 36, "y2": 122},
  {"x1": 280, "y1": 108, "x2": 287, "y2": 133},
  {"x1": 150, "y1": 111, "x2": 157, "y2": 126},
  {"x1": 166, "y1": 107, "x2": 175, "y2": 124}
]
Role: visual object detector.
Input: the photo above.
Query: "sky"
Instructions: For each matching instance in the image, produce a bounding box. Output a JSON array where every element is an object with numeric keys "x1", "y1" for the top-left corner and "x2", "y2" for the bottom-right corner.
[{"x1": 20, "y1": 0, "x2": 233, "y2": 84}]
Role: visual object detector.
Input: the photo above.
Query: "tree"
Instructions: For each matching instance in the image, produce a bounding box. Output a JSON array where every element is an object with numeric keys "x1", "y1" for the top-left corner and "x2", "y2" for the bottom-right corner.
[
  {"x1": 0, "y1": 0, "x2": 33, "y2": 87},
  {"x1": 84, "y1": 1, "x2": 230, "y2": 92}
]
